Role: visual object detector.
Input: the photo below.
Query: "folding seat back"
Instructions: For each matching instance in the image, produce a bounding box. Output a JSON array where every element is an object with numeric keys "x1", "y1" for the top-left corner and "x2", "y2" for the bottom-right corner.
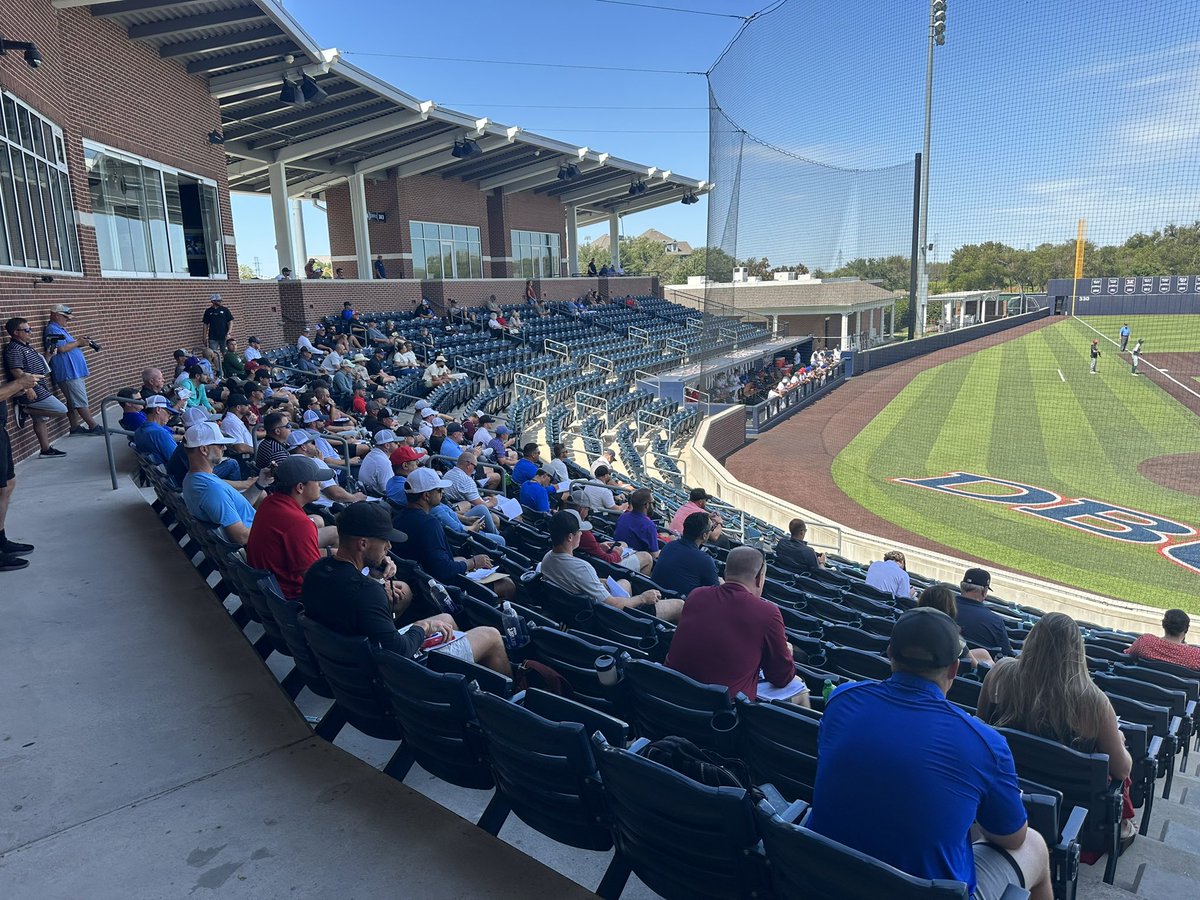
[
  {"x1": 527, "y1": 627, "x2": 625, "y2": 715},
  {"x1": 225, "y1": 556, "x2": 289, "y2": 655},
  {"x1": 789, "y1": 574, "x2": 844, "y2": 600},
  {"x1": 259, "y1": 578, "x2": 334, "y2": 698},
  {"x1": 1084, "y1": 644, "x2": 1126, "y2": 664},
  {"x1": 473, "y1": 688, "x2": 626, "y2": 852},
  {"x1": 736, "y1": 699, "x2": 820, "y2": 802},
  {"x1": 423, "y1": 646, "x2": 514, "y2": 698},
  {"x1": 297, "y1": 613, "x2": 404, "y2": 741},
  {"x1": 372, "y1": 649, "x2": 493, "y2": 790},
  {"x1": 754, "y1": 800, "x2": 980, "y2": 900},
  {"x1": 1128, "y1": 656, "x2": 1200, "y2": 683},
  {"x1": 840, "y1": 591, "x2": 895, "y2": 618},
  {"x1": 778, "y1": 605, "x2": 823, "y2": 632},
  {"x1": 801, "y1": 594, "x2": 862, "y2": 625},
  {"x1": 1113, "y1": 663, "x2": 1199, "y2": 702},
  {"x1": 823, "y1": 624, "x2": 889, "y2": 653},
  {"x1": 593, "y1": 736, "x2": 769, "y2": 900},
  {"x1": 997, "y1": 727, "x2": 1123, "y2": 884},
  {"x1": 578, "y1": 601, "x2": 669, "y2": 659},
  {"x1": 622, "y1": 660, "x2": 738, "y2": 753},
  {"x1": 825, "y1": 644, "x2": 891, "y2": 682},
  {"x1": 947, "y1": 675, "x2": 983, "y2": 712}
]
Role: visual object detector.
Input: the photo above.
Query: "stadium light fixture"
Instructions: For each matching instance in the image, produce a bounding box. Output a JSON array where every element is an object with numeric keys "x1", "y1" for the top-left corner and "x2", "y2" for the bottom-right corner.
[
  {"x1": 451, "y1": 138, "x2": 483, "y2": 159},
  {"x1": 916, "y1": 0, "x2": 948, "y2": 336},
  {"x1": 279, "y1": 76, "x2": 303, "y2": 106},
  {"x1": 628, "y1": 179, "x2": 647, "y2": 196},
  {"x1": 557, "y1": 162, "x2": 581, "y2": 181},
  {"x1": 681, "y1": 191, "x2": 699, "y2": 205},
  {"x1": 299, "y1": 73, "x2": 328, "y2": 104}
]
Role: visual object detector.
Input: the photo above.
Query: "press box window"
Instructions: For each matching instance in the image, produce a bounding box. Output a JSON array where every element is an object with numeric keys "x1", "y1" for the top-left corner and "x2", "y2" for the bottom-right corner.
[
  {"x1": 409, "y1": 221, "x2": 482, "y2": 279},
  {"x1": 512, "y1": 229, "x2": 560, "y2": 279}
]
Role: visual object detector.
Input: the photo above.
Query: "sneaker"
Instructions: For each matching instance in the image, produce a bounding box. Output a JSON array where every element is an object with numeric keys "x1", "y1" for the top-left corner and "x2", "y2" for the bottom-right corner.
[
  {"x1": 0, "y1": 539, "x2": 33, "y2": 555},
  {"x1": 39, "y1": 447, "x2": 67, "y2": 458},
  {"x1": 0, "y1": 553, "x2": 29, "y2": 572},
  {"x1": 14, "y1": 405, "x2": 27, "y2": 429},
  {"x1": 70, "y1": 426, "x2": 89, "y2": 435},
  {"x1": 88, "y1": 425, "x2": 106, "y2": 435}
]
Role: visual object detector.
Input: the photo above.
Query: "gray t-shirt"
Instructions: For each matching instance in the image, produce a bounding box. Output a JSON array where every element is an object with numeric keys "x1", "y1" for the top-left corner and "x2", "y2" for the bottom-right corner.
[
  {"x1": 540, "y1": 549, "x2": 607, "y2": 604},
  {"x1": 577, "y1": 483, "x2": 618, "y2": 510}
]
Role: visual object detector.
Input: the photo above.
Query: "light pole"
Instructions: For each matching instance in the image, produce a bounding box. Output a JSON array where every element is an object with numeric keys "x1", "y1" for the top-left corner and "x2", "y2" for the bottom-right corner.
[{"x1": 916, "y1": 0, "x2": 946, "y2": 335}]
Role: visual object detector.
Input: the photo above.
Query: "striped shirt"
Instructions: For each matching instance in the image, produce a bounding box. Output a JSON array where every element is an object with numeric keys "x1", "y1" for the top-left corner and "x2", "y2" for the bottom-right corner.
[{"x1": 3, "y1": 338, "x2": 53, "y2": 402}]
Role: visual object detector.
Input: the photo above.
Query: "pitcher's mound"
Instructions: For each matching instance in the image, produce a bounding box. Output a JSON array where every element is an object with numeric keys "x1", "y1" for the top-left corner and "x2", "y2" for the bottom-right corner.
[{"x1": 1139, "y1": 453, "x2": 1200, "y2": 497}]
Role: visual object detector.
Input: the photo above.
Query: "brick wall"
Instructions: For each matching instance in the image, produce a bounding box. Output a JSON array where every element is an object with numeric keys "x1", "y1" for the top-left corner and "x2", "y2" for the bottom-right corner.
[{"x1": 1, "y1": 1, "x2": 244, "y2": 462}]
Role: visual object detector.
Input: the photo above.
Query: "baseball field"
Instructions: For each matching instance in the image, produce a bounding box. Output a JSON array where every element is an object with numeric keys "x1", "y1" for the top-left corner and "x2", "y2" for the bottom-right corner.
[{"x1": 831, "y1": 314, "x2": 1200, "y2": 612}]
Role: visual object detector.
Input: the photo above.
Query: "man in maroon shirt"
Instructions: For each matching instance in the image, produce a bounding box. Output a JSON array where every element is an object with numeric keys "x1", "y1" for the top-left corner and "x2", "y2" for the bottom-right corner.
[
  {"x1": 1124, "y1": 609, "x2": 1200, "y2": 672},
  {"x1": 665, "y1": 546, "x2": 809, "y2": 705}
]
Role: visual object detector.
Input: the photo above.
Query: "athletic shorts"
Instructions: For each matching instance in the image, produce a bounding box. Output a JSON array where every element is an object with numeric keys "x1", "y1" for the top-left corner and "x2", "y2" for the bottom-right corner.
[
  {"x1": 60, "y1": 377, "x2": 89, "y2": 409},
  {"x1": 971, "y1": 841, "x2": 1024, "y2": 900},
  {"x1": 0, "y1": 426, "x2": 13, "y2": 487},
  {"x1": 25, "y1": 395, "x2": 68, "y2": 417},
  {"x1": 432, "y1": 632, "x2": 473, "y2": 662}
]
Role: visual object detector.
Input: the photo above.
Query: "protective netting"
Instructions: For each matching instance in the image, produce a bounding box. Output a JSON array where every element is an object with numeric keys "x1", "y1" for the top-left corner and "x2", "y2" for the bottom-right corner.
[{"x1": 709, "y1": 0, "x2": 1200, "y2": 613}]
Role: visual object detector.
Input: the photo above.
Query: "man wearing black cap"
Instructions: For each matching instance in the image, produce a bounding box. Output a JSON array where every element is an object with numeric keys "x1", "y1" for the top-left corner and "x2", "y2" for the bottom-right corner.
[
  {"x1": 302, "y1": 501, "x2": 511, "y2": 674},
  {"x1": 246, "y1": 456, "x2": 339, "y2": 600},
  {"x1": 809, "y1": 607, "x2": 1051, "y2": 900},
  {"x1": 956, "y1": 568, "x2": 1013, "y2": 657},
  {"x1": 669, "y1": 486, "x2": 715, "y2": 535},
  {"x1": 202, "y1": 293, "x2": 232, "y2": 356}
]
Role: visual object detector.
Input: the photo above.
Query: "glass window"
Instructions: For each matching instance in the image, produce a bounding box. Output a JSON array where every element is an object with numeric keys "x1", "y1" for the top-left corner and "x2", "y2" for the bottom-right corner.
[
  {"x1": 409, "y1": 220, "x2": 482, "y2": 279},
  {"x1": 512, "y1": 229, "x2": 560, "y2": 279},
  {"x1": 0, "y1": 91, "x2": 78, "y2": 273},
  {"x1": 83, "y1": 139, "x2": 225, "y2": 278}
]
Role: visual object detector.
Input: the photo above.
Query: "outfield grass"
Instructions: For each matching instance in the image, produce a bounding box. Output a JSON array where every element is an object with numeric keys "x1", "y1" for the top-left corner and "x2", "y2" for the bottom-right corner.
[
  {"x1": 1076, "y1": 314, "x2": 1200, "y2": 352},
  {"x1": 832, "y1": 315, "x2": 1200, "y2": 612}
]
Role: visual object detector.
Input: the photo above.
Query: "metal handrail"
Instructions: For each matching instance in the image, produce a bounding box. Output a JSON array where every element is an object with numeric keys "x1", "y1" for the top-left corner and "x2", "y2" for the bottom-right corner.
[
  {"x1": 544, "y1": 338, "x2": 570, "y2": 361},
  {"x1": 589, "y1": 354, "x2": 614, "y2": 375},
  {"x1": 100, "y1": 394, "x2": 143, "y2": 490}
]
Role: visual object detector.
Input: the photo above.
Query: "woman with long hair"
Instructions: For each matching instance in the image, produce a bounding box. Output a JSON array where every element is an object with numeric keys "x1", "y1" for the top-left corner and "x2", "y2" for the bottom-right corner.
[
  {"x1": 918, "y1": 583, "x2": 994, "y2": 667},
  {"x1": 978, "y1": 611, "x2": 1134, "y2": 841}
]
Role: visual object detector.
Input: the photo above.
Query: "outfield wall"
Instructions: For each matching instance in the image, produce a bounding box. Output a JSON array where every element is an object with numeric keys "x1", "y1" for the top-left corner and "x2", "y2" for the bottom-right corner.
[
  {"x1": 854, "y1": 308, "x2": 1051, "y2": 375},
  {"x1": 681, "y1": 406, "x2": 1162, "y2": 633},
  {"x1": 1046, "y1": 279, "x2": 1200, "y2": 317}
]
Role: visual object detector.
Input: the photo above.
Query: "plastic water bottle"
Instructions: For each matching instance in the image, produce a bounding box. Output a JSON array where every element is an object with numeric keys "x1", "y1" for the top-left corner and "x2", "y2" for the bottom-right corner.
[
  {"x1": 500, "y1": 601, "x2": 529, "y2": 650},
  {"x1": 822, "y1": 679, "x2": 834, "y2": 703},
  {"x1": 428, "y1": 578, "x2": 459, "y2": 615}
]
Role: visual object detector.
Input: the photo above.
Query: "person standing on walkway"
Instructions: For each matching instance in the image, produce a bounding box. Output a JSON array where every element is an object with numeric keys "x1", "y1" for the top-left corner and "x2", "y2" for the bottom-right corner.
[
  {"x1": 202, "y1": 293, "x2": 233, "y2": 360},
  {"x1": 1130, "y1": 338, "x2": 1143, "y2": 376},
  {"x1": 1119, "y1": 323, "x2": 1130, "y2": 352},
  {"x1": 4, "y1": 317, "x2": 68, "y2": 458},
  {"x1": 1089, "y1": 339, "x2": 1101, "y2": 374},
  {"x1": 45, "y1": 304, "x2": 101, "y2": 435},
  {"x1": 0, "y1": 370, "x2": 42, "y2": 571}
]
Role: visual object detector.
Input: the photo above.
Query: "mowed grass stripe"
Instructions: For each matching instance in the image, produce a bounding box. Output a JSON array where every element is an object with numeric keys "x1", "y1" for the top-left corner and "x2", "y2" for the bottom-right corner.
[
  {"x1": 831, "y1": 316, "x2": 1200, "y2": 612},
  {"x1": 1077, "y1": 315, "x2": 1200, "y2": 353}
]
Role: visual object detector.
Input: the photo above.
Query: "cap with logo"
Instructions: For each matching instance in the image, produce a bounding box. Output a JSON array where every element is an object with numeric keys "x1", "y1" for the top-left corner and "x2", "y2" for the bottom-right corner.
[
  {"x1": 181, "y1": 407, "x2": 210, "y2": 428},
  {"x1": 431, "y1": 417, "x2": 445, "y2": 427},
  {"x1": 247, "y1": 336, "x2": 260, "y2": 344},
  {"x1": 564, "y1": 509, "x2": 593, "y2": 532},
  {"x1": 888, "y1": 607, "x2": 966, "y2": 670},
  {"x1": 144, "y1": 395, "x2": 179, "y2": 413},
  {"x1": 404, "y1": 467, "x2": 452, "y2": 494},
  {"x1": 495, "y1": 426, "x2": 510, "y2": 435},
  {"x1": 51, "y1": 303, "x2": 73, "y2": 316},
  {"x1": 336, "y1": 501, "x2": 407, "y2": 543},
  {"x1": 274, "y1": 455, "x2": 335, "y2": 488},
  {"x1": 689, "y1": 487, "x2": 714, "y2": 502},
  {"x1": 373, "y1": 429, "x2": 399, "y2": 446},
  {"x1": 963, "y1": 568, "x2": 991, "y2": 589},
  {"x1": 446, "y1": 423, "x2": 464, "y2": 435},
  {"x1": 302, "y1": 409, "x2": 326, "y2": 424},
  {"x1": 390, "y1": 445, "x2": 422, "y2": 465},
  {"x1": 227, "y1": 394, "x2": 249, "y2": 408},
  {"x1": 287, "y1": 430, "x2": 314, "y2": 449},
  {"x1": 184, "y1": 422, "x2": 236, "y2": 448}
]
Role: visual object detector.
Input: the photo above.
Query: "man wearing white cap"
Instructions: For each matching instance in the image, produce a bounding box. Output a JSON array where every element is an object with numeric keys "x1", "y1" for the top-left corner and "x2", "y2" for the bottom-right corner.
[
  {"x1": 418, "y1": 407, "x2": 440, "y2": 443},
  {"x1": 45, "y1": 304, "x2": 101, "y2": 435},
  {"x1": 287, "y1": 431, "x2": 365, "y2": 507},
  {"x1": 296, "y1": 326, "x2": 322, "y2": 358},
  {"x1": 358, "y1": 429, "x2": 400, "y2": 497},
  {"x1": 181, "y1": 422, "x2": 273, "y2": 545},
  {"x1": 423, "y1": 353, "x2": 454, "y2": 388},
  {"x1": 331, "y1": 358, "x2": 356, "y2": 404},
  {"x1": 169, "y1": 407, "x2": 248, "y2": 486},
  {"x1": 132, "y1": 394, "x2": 182, "y2": 465}
]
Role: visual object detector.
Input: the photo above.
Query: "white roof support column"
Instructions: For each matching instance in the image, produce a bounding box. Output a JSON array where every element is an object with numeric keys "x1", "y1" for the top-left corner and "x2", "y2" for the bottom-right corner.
[
  {"x1": 608, "y1": 212, "x2": 620, "y2": 271},
  {"x1": 347, "y1": 172, "x2": 373, "y2": 280},
  {"x1": 291, "y1": 198, "x2": 308, "y2": 270},
  {"x1": 980, "y1": 296, "x2": 987, "y2": 323},
  {"x1": 566, "y1": 204, "x2": 579, "y2": 277},
  {"x1": 268, "y1": 162, "x2": 297, "y2": 276},
  {"x1": 840, "y1": 313, "x2": 849, "y2": 350},
  {"x1": 889, "y1": 301, "x2": 896, "y2": 337}
]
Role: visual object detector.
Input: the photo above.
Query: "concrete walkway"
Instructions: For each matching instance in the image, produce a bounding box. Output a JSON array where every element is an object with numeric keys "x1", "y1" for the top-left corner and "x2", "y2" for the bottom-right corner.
[{"x1": 0, "y1": 434, "x2": 595, "y2": 899}]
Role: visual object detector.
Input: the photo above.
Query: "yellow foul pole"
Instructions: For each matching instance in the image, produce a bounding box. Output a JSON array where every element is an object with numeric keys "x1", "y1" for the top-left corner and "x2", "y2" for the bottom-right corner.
[{"x1": 1071, "y1": 218, "x2": 1086, "y2": 317}]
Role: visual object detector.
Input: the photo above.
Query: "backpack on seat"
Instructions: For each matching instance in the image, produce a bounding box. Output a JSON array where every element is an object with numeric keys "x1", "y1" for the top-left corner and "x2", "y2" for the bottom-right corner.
[{"x1": 641, "y1": 735, "x2": 763, "y2": 801}]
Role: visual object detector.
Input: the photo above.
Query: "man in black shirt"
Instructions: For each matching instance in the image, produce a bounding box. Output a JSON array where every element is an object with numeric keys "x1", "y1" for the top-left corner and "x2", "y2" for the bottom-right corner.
[
  {"x1": 954, "y1": 568, "x2": 1014, "y2": 657},
  {"x1": 302, "y1": 502, "x2": 511, "y2": 674},
  {"x1": 202, "y1": 293, "x2": 233, "y2": 355},
  {"x1": 773, "y1": 518, "x2": 825, "y2": 575},
  {"x1": 0, "y1": 371, "x2": 41, "y2": 571}
]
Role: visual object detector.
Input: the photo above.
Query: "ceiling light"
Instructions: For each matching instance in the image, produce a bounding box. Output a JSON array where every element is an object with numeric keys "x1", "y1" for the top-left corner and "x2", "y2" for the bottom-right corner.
[
  {"x1": 299, "y1": 73, "x2": 327, "y2": 104},
  {"x1": 207, "y1": 129, "x2": 225, "y2": 145},
  {"x1": 279, "y1": 77, "x2": 303, "y2": 106},
  {"x1": 0, "y1": 35, "x2": 43, "y2": 69}
]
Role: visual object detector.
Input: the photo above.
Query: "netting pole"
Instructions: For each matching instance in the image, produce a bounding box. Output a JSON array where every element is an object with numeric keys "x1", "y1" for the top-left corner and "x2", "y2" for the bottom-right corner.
[{"x1": 908, "y1": 152, "x2": 921, "y2": 341}]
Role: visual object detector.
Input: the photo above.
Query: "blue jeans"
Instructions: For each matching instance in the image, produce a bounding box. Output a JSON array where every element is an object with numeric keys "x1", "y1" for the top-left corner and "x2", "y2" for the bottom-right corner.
[
  {"x1": 214, "y1": 457, "x2": 242, "y2": 481},
  {"x1": 464, "y1": 504, "x2": 499, "y2": 534}
]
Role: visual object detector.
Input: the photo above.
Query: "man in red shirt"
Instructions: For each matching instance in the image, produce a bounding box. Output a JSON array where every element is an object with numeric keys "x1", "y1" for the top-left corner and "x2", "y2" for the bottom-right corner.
[
  {"x1": 1124, "y1": 609, "x2": 1200, "y2": 672},
  {"x1": 665, "y1": 545, "x2": 809, "y2": 705},
  {"x1": 246, "y1": 456, "x2": 337, "y2": 600}
]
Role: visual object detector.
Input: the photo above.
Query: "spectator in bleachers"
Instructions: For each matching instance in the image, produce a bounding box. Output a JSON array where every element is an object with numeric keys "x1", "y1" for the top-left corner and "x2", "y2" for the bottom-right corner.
[
  {"x1": 485, "y1": 295, "x2": 502, "y2": 316},
  {"x1": 507, "y1": 309, "x2": 522, "y2": 332},
  {"x1": 573, "y1": 466, "x2": 625, "y2": 513},
  {"x1": 563, "y1": 499, "x2": 652, "y2": 574},
  {"x1": 590, "y1": 448, "x2": 617, "y2": 476},
  {"x1": 587, "y1": 258, "x2": 598, "y2": 277},
  {"x1": 295, "y1": 348, "x2": 319, "y2": 373},
  {"x1": 313, "y1": 325, "x2": 335, "y2": 354},
  {"x1": 512, "y1": 443, "x2": 541, "y2": 485},
  {"x1": 917, "y1": 583, "x2": 994, "y2": 668},
  {"x1": 519, "y1": 467, "x2": 555, "y2": 514},
  {"x1": 484, "y1": 425, "x2": 518, "y2": 467},
  {"x1": 116, "y1": 388, "x2": 145, "y2": 432},
  {"x1": 524, "y1": 279, "x2": 536, "y2": 303},
  {"x1": 427, "y1": 491, "x2": 506, "y2": 550},
  {"x1": 809, "y1": 607, "x2": 1052, "y2": 899},
  {"x1": 254, "y1": 411, "x2": 293, "y2": 470},
  {"x1": 444, "y1": 452, "x2": 502, "y2": 529},
  {"x1": 1123, "y1": 608, "x2": 1200, "y2": 671},
  {"x1": 652, "y1": 512, "x2": 721, "y2": 597},
  {"x1": 664, "y1": 545, "x2": 806, "y2": 703},
  {"x1": 385, "y1": 445, "x2": 422, "y2": 505},
  {"x1": 773, "y1": 518, "x2": 825, "y2": 574},
  {"x1": 140, "y1": 367, "x2": 166, "y2": 400},
  {"x1": 133, "y1": 395, "x2": 181, "y2": 465},
  {"x1": 978, "y1": 611, "x2": 1134, "y2": 844},
  {"x1": 373, "y1": 255, "x2": 387, "y2": 279},
  {"x1": 614, "y1": 488, "x2": 662, "y2": 559},
  {"x1": 218, "y1": 394, "x2": 255, "y2": 455},
  {"x1": 669, "y1": 486, "x2": 715, "y2": 535},
  {"x1": 331, "y1": 359, "x2": 357, "y2": 405},
  {"x1": 423, "y1": 353, "x2": 456, "y2": 389},
  {"x1": 302, "y1": 502, "x2": 511, "y2": 676},
  {"x1": 540, "y1": 511, "x2": 680, "y2": 622},
  {"x1": 181, "y1": 423, "x2": 272, "y2": 545},
  {"x1": 955, "y1": 568, "x2": 1014, "y2": 657},
  {"x1": 297, "y1": 326, "x2": 321, "y2": 357},
  {"x1": 318, "y1": 339, "x2": 344, "y2": 376},
  {"x1": 864, "y1": 550, "x2": 913, "y2": 600},
  {"x1": 243, "y1": 336, "x2": 264, "y2": 369},
  {"x1": 222, "y1": 338, "x2": 245, "y2": 379},
  {"x1": 545, "y1": 442, "x2": 570, "y2": 485},
  {"x1": 465, "y1": 412, "x2": 487, "y2": 446},
  {"x1": 246, "y1": 456, "x2": 340, "y2": 600},
  {"x1": 440, "y1": 423, "x2": 468, "y2": 461},
  {"x1": 359, "y1": 430, "x2": 400, "y2": 497},
  {"x1": 176, "y1": 364, "x2": 215, "y2": 414},
  {"x1": 393, "y1": 467, "x2": 514, "y2": 600},
  {"x1": 392, "y1": 341, "x2": 419, "y2": 371},
  {"x1": 427, "y1": 419, "x2": 449, "y2": 456},
  {"x1": 287, "y1": 431, "x2": 366, "y2": 507}
]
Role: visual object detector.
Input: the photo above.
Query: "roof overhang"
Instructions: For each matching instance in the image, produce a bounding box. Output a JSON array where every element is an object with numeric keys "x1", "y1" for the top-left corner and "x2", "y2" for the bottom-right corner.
[{"x1": 71, "y1": 0, "x2": 707, "y2": 214}]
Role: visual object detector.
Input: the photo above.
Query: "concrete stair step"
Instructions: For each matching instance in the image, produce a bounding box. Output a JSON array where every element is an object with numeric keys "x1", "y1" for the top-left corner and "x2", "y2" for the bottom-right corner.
[{"x1": 1103, "y1": 824, "x2": 1200, "y2": 897}]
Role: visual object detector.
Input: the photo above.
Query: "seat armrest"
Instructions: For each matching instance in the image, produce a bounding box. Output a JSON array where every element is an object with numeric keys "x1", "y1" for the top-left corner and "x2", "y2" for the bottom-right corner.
[
  {"x1": 1147, "y1": 735, "x2": 1164, "y2": 761},
  {"x1": 1168, "y1": 715, "x2": 1182, "y2": 738},
  {"x1": 628, "y1": 737, "x2": 650, "y2": 754},
  {"x1": 998, "y1": 885, "x2": 1030, "y2": 900},
  {"x1": 1186, "y1": 699, "x2": 1196, "y2": 719},
  {"x1": 1060, "y1": 805, "x2": 1088, "y2": 849}
]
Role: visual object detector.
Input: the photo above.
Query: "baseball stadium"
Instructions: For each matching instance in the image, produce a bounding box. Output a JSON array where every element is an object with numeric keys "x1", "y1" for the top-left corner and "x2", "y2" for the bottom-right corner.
[{"x1": 4, "y1": 1, "x2": 1200, "y2": 899}]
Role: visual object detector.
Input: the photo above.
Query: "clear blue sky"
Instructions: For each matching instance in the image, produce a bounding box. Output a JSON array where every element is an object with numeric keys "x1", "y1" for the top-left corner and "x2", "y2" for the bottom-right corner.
[{"x1": 231, "y1": 0, "x2": 1200, "y2": 275}]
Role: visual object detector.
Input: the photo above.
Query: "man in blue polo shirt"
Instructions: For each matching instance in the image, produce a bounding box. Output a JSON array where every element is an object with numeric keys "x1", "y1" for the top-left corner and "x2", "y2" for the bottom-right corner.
[
  {"x1": 809, "y1": 607, "x2": 1051, "y2": 900},
  {"x1": 518, "y1": 467, "x2": 554, "y2": 513},
  {"x1": 45, "y1": 304, "x2": 101, "y2": 435},
  {"x1": 511, "y1": 443, "x2": 541, "y2": 485},
  {"x1": 133, "y1": 395, "x2": 182, "y2": 464},
  {"x1": 652, "y1": 512, "x2": 720, "y2": 597}
]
